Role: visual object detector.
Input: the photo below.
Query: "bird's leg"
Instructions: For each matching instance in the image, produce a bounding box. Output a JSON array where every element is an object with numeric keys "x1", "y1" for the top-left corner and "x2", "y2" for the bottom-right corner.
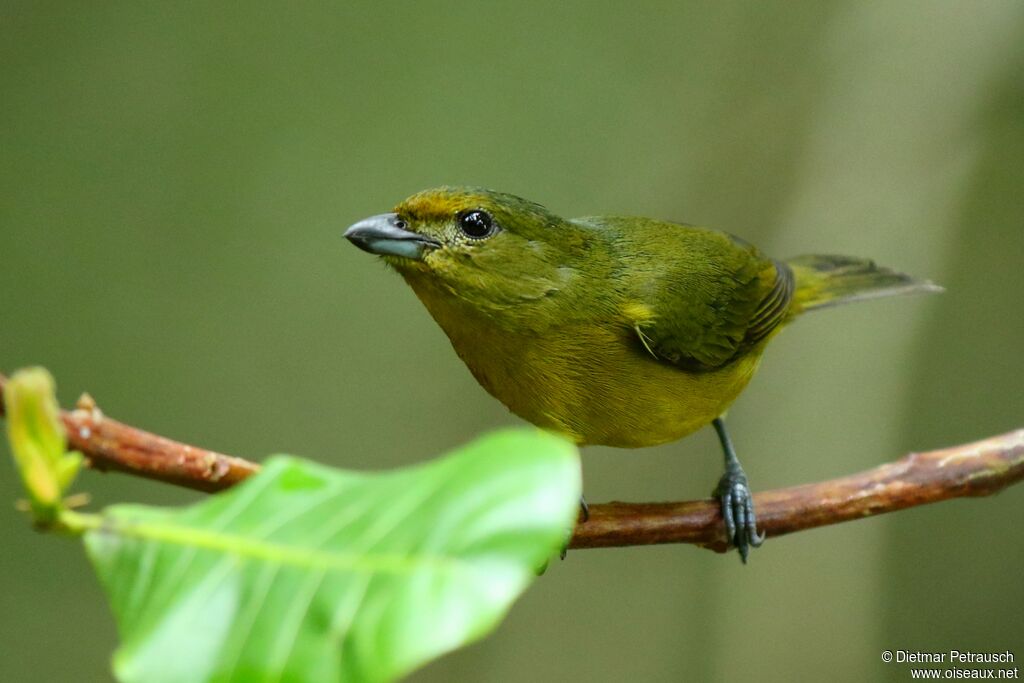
[
  {"x1": 711, "y1": 417, "x2": 765, "y2": 563},
  {"x1": 560, "y1": 494, "x2": 589, "y2": 560}
]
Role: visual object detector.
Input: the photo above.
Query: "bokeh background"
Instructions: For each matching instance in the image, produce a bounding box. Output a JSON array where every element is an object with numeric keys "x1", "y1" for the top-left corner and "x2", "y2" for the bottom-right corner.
[{"x1": 3, "y1": 2, "x2": 1023, "y2": 681}]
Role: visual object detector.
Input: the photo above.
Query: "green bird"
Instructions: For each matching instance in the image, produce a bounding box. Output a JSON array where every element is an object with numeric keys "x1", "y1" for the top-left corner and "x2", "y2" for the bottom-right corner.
[{"x1": 344, "y1": 186, "x2": 940, "y2": 561}]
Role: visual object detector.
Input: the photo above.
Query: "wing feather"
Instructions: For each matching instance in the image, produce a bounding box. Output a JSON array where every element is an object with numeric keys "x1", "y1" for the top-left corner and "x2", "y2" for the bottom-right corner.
[{"x1": 623, "y1": 231, "x2": 793, "y2": 372}]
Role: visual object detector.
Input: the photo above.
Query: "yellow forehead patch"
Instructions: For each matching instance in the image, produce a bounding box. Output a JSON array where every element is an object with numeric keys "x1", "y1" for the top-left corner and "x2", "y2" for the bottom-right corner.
[{"x1": 395, "y1": 187, "x2": 492, "y2": 222}]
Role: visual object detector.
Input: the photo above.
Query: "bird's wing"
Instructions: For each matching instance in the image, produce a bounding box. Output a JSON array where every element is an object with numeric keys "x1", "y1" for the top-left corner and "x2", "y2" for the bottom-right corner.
[{"x1": 620, "y1": 224, "x2": 794, "y2": 372}]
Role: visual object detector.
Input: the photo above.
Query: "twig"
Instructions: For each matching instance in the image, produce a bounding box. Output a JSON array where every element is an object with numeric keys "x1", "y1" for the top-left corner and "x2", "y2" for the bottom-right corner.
[
  {"x1": 0, "y1": 373, "x2": 259, "y2": 492},
  {"x1": 573, "y1": 429, "x2": 1024, "y2": 551},
  {"x1": 1, "y1": 372, "x2": 1021, "y2": 551}
]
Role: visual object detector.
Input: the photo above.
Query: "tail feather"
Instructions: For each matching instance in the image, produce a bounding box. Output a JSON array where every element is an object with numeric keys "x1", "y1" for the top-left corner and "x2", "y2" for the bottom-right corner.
[{"x1": 787, "y1": 254, "x2": 942, "y2": 313}]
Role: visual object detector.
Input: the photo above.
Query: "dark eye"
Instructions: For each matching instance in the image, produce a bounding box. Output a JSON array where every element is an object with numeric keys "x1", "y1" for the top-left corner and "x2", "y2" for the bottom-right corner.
[{"x1": 457, "y1": 210, "x2": 496, "y2": 239}]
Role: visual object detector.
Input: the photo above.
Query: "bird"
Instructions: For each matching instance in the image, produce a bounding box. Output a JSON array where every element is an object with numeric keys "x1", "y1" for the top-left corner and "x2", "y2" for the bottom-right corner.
[{"x1": 344, "y1": 186, "x2": 940, "y2": 562}]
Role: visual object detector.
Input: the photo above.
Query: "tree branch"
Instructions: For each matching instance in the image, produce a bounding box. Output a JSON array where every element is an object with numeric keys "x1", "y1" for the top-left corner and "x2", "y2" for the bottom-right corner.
[
  {"x1": 0, "y1": 373, "x2": 259, "y2": 492},
  {"x1": 573, "y1": 429, "x2": 1024, "y2": 551},
  {"x1": 2, "y1": 372, "x2": 1021, "y2": 551}
]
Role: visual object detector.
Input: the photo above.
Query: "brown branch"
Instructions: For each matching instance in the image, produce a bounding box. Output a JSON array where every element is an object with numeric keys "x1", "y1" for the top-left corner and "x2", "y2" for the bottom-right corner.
[
  {"x1": 573, "y1": 429, "x2": 1024, "y2": 551},
  {"x1": 0, "y1": 373, "x2": 259, "y2": 492},
  {"x1": 2, "y1": 372, "x2": 1022, "y2": 550}
]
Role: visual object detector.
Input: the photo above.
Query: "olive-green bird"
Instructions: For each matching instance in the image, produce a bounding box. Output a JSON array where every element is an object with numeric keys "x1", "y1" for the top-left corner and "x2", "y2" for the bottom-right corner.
[{"x1": 344, "y1": 186, "x2": 940, "y2": 561}]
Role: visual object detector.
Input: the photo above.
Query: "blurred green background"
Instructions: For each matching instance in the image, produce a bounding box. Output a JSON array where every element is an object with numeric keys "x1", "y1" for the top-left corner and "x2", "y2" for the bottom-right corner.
[{"x1": 2, "y1": 2, "x2": 1023, "y2": 681}]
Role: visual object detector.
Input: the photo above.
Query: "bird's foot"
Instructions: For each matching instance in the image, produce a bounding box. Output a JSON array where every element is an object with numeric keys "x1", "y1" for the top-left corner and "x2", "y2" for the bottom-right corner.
[
  {"x1": 559, "y1": 495, "x2": 590, "y2": 560},
  {"x1": 713, "y1": 464, "x2": 765, "y2": 563}
]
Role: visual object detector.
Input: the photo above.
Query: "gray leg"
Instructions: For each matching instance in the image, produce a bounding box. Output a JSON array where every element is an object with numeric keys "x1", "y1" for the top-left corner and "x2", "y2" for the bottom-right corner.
[
  {"x1": 559, "y1": 494, "x2": 589, "y2": 561},
  {"x1": 712, "y1": 417, "x2": 765, "y2": 563}
]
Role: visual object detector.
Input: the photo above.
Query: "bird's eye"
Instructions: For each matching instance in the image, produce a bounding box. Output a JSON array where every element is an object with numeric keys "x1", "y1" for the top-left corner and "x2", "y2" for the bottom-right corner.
[{"x1": 457, "y1": 210, "x2": 496, "y2": 239}]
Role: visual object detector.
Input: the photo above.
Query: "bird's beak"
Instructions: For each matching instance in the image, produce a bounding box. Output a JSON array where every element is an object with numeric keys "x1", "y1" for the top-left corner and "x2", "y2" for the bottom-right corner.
[{"x1": 344, "y1": 213, "x2": 440, "y2": 261}]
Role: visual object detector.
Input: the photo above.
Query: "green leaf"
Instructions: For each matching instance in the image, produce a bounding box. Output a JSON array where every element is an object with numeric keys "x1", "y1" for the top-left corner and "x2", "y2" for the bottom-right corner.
[
  {"x1": 3, "y1": 367, "x2": 82, "y2": 522},
  {"x1": 83, "y1": 428, "x2": 580, "y2": 683}
]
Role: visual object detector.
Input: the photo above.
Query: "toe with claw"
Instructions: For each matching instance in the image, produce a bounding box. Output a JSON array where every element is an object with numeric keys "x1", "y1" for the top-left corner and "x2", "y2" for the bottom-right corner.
[
  {"x1": 711, "y1": 417, "x2": 765, "y2": 563},
  {"x1": 714, "y1": 466, "x2": 765, "y2": 563}
]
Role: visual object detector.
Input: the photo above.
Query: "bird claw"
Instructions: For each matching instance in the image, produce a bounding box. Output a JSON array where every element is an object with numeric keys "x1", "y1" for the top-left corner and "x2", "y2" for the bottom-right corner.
[
  {"x1": 714, "y1": 467, "x2": 764, "y2": 563},
  {"x1": 560, "y1": 495, "x2": 590, "y2": 561}
]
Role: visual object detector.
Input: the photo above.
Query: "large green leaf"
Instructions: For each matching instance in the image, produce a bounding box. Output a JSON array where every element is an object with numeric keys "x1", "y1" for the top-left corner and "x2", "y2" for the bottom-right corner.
[{"x1": 83, "y1": 429, "x2": 580, "y2": 683}]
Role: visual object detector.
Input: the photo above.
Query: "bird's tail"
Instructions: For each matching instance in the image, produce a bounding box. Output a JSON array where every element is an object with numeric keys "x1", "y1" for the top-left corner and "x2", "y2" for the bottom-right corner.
[{"x1": 786, "y1": 254, "x2": 942, "y2": 313}]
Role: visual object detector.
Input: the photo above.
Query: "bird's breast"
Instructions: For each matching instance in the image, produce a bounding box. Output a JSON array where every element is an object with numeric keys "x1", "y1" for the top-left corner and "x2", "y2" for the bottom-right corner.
[{"x1": 420, "y1": 293, "x2": 761, "y2": 448}]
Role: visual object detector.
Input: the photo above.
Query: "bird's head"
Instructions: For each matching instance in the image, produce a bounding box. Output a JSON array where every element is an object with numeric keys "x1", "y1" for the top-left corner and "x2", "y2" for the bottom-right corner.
[{"x1": 345, "y1": 187, "x2": 591, "y2": 312}]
